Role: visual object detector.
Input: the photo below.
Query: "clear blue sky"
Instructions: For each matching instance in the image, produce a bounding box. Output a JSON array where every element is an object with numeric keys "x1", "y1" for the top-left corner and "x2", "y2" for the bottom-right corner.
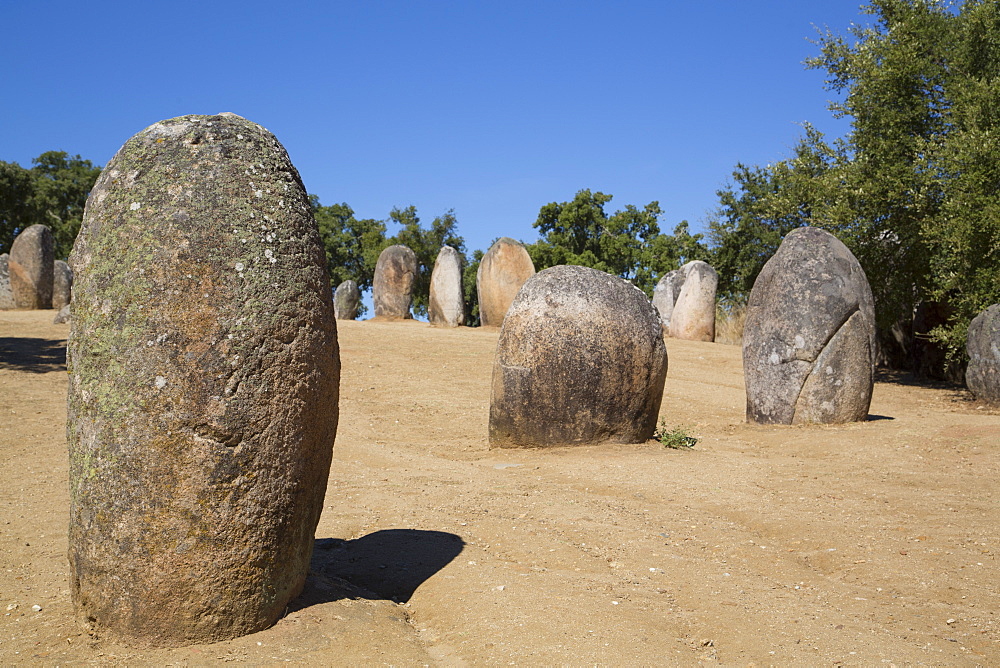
[{"x1": 2, "y1": 0, "x2": 865, "y2": 254}]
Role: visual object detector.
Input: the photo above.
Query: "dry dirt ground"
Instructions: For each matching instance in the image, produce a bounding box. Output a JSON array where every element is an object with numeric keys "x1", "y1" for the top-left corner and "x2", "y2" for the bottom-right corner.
[{"x1": 1, "y1": 309, "x2": 998, "y2": 666}]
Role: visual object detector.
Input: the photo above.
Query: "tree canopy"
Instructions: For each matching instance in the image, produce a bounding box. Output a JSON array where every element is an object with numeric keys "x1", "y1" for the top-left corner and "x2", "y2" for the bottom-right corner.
[
  {"x1": 525, "y1": 189, "x2": 709, "y2": 296},
  {"x1": 0, "y1": 151, "x2": 101, "y2": 258},
  {"x1": 708, "y1": 0, "x2": 1000, "y2": 376}
]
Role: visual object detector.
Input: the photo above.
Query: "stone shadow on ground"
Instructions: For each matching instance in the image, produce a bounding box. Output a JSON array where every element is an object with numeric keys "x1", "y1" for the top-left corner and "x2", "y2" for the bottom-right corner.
[
  {"x1": 0, "y1": 337, "x2": 66, "y2": 373},
  {"x1": 291, "y1": 529, "x2": 465, "y2": 609}
]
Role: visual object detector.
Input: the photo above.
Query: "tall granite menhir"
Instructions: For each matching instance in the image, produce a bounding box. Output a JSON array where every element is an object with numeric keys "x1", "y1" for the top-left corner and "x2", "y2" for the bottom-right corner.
[
  {"x1": 53, "y1": 259, "x2": 73, "y2": 310},
  {"x1": 429, "y1": 245, "x2": 464, "y2": 327},
  {"x1": 67, "y1": 113, "x2": 340, "y2": 647},
  {"x1": 0, "y1": 254, "x2": 14, "y2": 309},
  {"x1": 476, "y1": 237, "x2": 535, "y2": 327},
  {"x1": 334, "y1": 279, "x2": 360, "y2": 320},
  {"x1": 743, "y1": 226, "x2": 876, "y2": 424},
  {"x1": 10, "y1": 224, "x2": 54, "y2": 309},
  {"x1": 372, "y1": 244, "x2": 417, "y2": 319}
]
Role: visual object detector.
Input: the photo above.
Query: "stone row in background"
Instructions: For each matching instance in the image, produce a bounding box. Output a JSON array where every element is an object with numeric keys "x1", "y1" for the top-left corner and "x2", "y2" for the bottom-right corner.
[{"x1": 339, "y1": 236, "x2": 537, "y2": 327}]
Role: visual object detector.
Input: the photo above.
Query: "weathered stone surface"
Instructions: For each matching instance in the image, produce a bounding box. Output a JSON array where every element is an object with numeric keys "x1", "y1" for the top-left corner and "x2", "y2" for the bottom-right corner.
[
  {"x1": 0, "y1": 254, "x2": 14, "y2": 309},
  {"x1": 54, "y1": 304, "x2": 71, "y2": 324},
  {"x1": 67, "y1": 113, "x2": 340, "y2": 647},
  {"x1": 476, "y1": 237, "x2": 535, "y2": 328},
  {"x1": 966, "y1": 304, "x2": 1000, "y2": 404},
  {"x1": 669, "y1": 260, "x2": 717, "y2": 342},
  {"x1": 743, "y1": 226, "x2": 876, "y2": 425},
  {"x1": 334, "y1": 280, "x2": 360, "y2": 320},
  {"x1": 429, "y1": 246, "x2": 464, "y2": 327},
  {"x1": 53, "y1": 259, "x2": 73, "y2": 310},
  {"x1": 651, "y1": 268, "x2": 683, "y2": 331},
  {"x1": 372, "y1": 245, "x2": 416, "y2": 319},
  {"x1": 9, "y1": 224, "x2": 54, "y2": 309},
  {"x1": 489, "y1": 265, "x2": 667, "y2": 448}
]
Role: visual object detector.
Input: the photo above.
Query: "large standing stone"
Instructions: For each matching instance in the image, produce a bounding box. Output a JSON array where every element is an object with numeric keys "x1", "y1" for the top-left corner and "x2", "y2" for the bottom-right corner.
[
  {"x1": 743, "y1": 226, "x2": 876, "y2": 425},
  {"x1": 52, "y1": 259, "x2": 73, "y2": 310},
  {"x1": 0, "y1": 254, "x2": 14, "y2": 309},
  {"x1": 429, "y1": 245, "x2": 464, "y2": 327},
  {"x1": 489, "y1": 265, "x2": 667, "y2": 447},
  {"x1": 372, "y1": 244, "x2": 416, "y2": 319},
  {"x1": 669, "y1": 260, "x2": 718, "y2": 342},
  {"x1": 9, "y1": 224, "x2": 54, "y2": 309},
  {"x1": 334, "y1": 280, "x2": 361, "y2": 320},
  {"x1": 651, "y1": 267, "x2": 683, "y2": 331},
  {"x1": 966, "y1": 304, "x2": 1000, "y2": 404},
  {"x1": 67, "y1": 113, "x2": 340, "y2": 647},
  {"x1": 477, "y1": 237, "x2": 535, "y2": 328}
]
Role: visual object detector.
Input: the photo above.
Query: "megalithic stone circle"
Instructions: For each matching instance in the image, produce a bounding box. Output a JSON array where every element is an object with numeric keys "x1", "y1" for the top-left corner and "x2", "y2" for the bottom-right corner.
[{"x1": 67, "y1": 113, "x2": 340, "y2": 647}]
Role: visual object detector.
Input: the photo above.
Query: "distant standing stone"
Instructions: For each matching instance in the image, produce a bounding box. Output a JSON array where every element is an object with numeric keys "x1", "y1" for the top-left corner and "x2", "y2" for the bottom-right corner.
[
  {"x1": 651, "y1": 268, "x2": 683, "y2": 331},
  {"x1": 669, "y1": 260, "x2": 718, "y2": 342},
  {"x1": 0, "y1": 254, "x2": 14, "y2": 309},
  {"x1": 489, "y1": 265, "x2": 668, "y2": 447},
  {"x1": 477, "y1": 237, "x2": 535, "y2": 328},
  {"x1": 743, "y1": 226, "x2": 876, "y2": 425},
  {"x1": 67, "y1": 113, "x2": 340, "y2": 647},
  {"x1": 9, "y1": 224, "x2": 54, "y2": 309},
  {"x1": 334, "y1": 280, "x2": 361, "y2": 320},
  {"x1": 54, "y1": 304, "x2": 71, "y2": 324},
  {"x1": 52, "y1": 259, "x2": 73, "y2": 310},
  {"x1": 966, "y1": 304, "x2": 1000, "y2": 404},
  {"x1": 372, "y1": 244, "x2": 417, "y2": 319},
  {"x1": 429, "y1": 246, "x2": 464, "y2": 327}
]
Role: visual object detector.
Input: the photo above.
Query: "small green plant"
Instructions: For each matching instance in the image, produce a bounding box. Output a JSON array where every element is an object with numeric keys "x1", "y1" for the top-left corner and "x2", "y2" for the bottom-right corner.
[{"x1": 655, "y1": 420, "x2": 698, "y2": 449}]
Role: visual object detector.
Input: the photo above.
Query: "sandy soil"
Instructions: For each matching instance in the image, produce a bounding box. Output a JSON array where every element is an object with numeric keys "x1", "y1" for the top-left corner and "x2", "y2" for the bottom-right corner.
[{"x1": 1, "y1": 309, "x2": 998, "y2": 666}]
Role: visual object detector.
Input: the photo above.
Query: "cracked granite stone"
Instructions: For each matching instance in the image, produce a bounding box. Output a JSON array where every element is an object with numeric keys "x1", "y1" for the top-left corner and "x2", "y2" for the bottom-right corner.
[{"x1": 743, "y1": 226, "x2": 876, "y2": 425}]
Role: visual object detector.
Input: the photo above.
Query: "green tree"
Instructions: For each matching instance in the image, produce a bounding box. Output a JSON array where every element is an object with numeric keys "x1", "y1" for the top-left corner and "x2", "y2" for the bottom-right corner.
[
  {"x1": 525, "y1": 189, "x2": 677, "y2": 294},
  {"x1": 0, "y1": 161, "x2": 34, "y2": 254},
  {"x1": 710, "y1": 0, "x2": 1000, "y2": 376},
  {"x1": 311, "y1": 198, "x2": 387, "y2": 317},
  {"x1": 28, "y1": 151, "x2": 101, "y2": 258},
  {"x1": 708, "y1": 126, "x2": 846, "y2": 301}
]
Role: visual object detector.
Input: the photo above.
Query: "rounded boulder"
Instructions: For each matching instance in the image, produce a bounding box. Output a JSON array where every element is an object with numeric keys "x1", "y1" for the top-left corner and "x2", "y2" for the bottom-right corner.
[{"x1": 489, "y1": 265, "x2": 667, "y2": 447}]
